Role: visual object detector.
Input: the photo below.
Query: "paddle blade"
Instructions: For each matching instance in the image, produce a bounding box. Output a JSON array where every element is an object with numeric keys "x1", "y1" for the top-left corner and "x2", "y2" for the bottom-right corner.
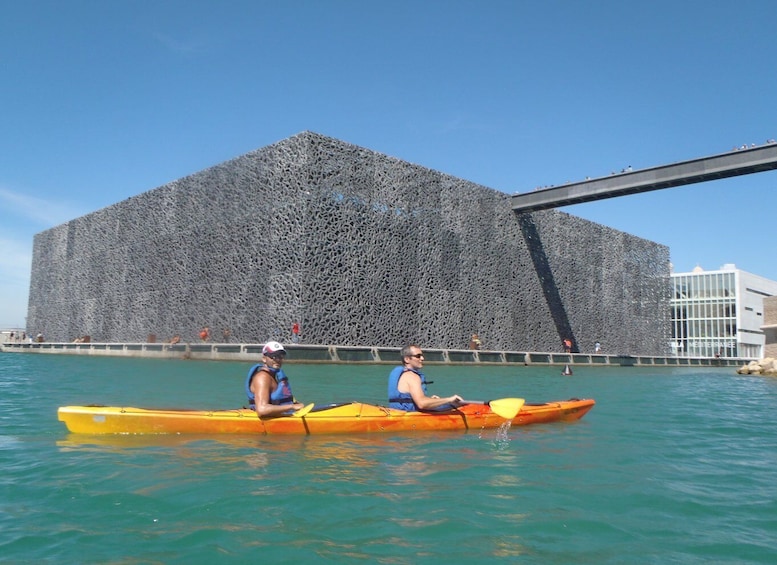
[
  {"x1": 292, "y1": 403, "x2": 314, "y2": 418},
  {"x1": 488, "y1": 398, "x2": 525, "y2": 419}
]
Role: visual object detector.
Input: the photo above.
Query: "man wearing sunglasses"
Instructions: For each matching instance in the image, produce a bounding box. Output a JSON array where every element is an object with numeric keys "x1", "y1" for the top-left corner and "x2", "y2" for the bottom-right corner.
[
  {"x1": 246, "y1": 341, "x2": 305, "y2": 417},
  {"x1": 388, "y1": 344, "x2": 463, "y2": 411}
]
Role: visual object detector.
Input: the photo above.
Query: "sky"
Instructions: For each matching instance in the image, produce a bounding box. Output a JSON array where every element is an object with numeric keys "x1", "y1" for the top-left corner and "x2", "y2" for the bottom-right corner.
[{"x1": 1, "y1": 0, "x2": 776, "y2": 328}]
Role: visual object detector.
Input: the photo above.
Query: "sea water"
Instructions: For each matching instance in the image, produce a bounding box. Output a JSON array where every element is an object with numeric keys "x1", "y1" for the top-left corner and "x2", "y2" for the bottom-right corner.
[{"x1": 1, "y1": 352, "x2": 776, "y2": 564}]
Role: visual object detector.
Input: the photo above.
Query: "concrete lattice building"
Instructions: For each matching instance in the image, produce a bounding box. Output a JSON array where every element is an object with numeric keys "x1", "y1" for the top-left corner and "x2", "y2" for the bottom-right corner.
[{"x1": 27, "y1": 132, "x2": 670, "y2": 353}]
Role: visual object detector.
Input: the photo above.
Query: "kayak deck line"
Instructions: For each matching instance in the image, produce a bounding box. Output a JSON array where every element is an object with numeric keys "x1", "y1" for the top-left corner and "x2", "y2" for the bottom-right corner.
[{"x1": 57, "y1": 398, "x2": 595, "y2": 435}]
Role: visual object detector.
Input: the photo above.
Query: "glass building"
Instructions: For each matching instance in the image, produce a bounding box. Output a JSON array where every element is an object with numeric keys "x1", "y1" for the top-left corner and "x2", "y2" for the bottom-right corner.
[{"x1": 671, "y1": 264, "x2": 777, "y2": 359}]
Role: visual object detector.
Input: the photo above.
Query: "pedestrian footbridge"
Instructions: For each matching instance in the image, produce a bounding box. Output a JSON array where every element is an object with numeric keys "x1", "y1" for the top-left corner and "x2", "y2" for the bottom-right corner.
[{"x1": 512, "y1": 142, "x2": 777, "y2": 213}]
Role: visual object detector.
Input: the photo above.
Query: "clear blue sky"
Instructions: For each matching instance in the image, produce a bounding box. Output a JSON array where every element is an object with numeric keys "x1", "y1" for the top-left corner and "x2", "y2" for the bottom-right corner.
[{"x1": 2, "y1": 0, "x2": 776, "y2": 328}]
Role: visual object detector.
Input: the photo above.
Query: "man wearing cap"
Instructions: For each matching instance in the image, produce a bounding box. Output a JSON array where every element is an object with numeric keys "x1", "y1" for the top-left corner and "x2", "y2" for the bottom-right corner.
[{"x1": 246, "y1": 341, "x2": 305, "y2": 417}]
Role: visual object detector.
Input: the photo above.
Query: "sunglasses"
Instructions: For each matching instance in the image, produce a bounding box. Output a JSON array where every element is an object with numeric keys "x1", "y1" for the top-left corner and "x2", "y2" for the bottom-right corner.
[
  {"x1": 267, "y1": 352, "x2": 287, "y2": 360},
  {"x1": 408, "y1": 353, "x2": 424, "y2": 359}
]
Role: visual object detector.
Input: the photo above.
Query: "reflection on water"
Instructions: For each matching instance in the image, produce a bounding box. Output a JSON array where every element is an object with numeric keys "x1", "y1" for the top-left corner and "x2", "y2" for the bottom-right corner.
[{"x1": 56, "y1": 429, "x2": 521, "y2": 499}]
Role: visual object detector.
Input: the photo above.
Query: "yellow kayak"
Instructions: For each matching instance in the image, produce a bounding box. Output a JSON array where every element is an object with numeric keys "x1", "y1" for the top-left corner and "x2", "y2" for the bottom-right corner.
[{"x1": 58, "y1": 398, "x2": 595, "y2": 435}]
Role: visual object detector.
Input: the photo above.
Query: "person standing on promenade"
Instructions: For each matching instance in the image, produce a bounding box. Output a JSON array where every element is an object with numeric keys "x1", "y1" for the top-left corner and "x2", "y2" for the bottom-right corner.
[
  {"x1": 246, "y1": 341, "x2": 305, "y2": 417},
  {"x1": 291, "y1": 321, "x2": 300, "y2": 343},
  {"x1": 388, "y1": 344, "x2": 463, "y2": 411}
]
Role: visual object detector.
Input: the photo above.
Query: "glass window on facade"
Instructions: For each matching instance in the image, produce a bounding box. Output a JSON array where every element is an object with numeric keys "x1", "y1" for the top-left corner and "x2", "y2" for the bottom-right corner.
[{"x1": 670, "y1": 272, "x2": 737, "y2": 358}]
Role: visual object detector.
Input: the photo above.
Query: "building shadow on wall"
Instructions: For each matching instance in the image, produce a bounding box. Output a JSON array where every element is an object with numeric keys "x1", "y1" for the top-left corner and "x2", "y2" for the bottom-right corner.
[{"x1": 517, "y1": 212, "x2": 577, "y2": 352}]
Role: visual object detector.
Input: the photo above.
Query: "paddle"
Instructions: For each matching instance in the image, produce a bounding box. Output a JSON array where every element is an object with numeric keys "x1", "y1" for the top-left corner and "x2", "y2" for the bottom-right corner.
[
  {"x1": 459, "y1": 398, "x2": 525, "y2": 419},
  {"x1": 292, "y1": 403, "x2": 314, "y2": 417}
]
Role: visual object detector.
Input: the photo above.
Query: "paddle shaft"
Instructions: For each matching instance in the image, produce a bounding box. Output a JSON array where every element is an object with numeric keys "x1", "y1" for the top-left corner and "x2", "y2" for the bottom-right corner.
[{"x1": 459, "y1": 399, "x2": 490, "y2": 407}]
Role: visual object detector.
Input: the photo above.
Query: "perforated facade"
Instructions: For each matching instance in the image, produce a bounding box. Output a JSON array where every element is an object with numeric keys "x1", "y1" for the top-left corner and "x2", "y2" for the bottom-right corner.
[{"x1": 27, "y1": 132, "x2": 670, "y2": 354}]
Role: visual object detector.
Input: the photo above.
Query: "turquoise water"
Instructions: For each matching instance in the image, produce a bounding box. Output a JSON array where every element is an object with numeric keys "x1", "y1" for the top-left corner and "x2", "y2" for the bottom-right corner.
[{"x1": 2, "y1": 353, "x2": 777, "y2": 564}]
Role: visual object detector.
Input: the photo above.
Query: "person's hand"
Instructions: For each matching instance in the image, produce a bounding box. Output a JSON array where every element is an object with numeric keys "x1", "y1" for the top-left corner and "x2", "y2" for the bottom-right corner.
[
  {"x1": 450, "y1": 395, "x2": 464, "y2": 404},
  {"x1": 291, "y1": 402, "x2": 305, "y2": 411}
]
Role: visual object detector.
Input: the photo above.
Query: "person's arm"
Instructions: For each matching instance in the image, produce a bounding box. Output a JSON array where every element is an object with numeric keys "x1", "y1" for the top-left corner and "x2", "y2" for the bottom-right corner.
[
  {"x1": 401, "y1": 371, "x2": 462, "y2": 410},
  {"x1": 251, "y1": 371, "x2": 304, "y2": 417}
]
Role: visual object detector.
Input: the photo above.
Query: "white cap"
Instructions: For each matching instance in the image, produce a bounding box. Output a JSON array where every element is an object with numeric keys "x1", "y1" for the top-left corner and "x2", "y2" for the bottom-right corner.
[{"x1": 262, "y1": 341, "x2": 286, "y2": 355}]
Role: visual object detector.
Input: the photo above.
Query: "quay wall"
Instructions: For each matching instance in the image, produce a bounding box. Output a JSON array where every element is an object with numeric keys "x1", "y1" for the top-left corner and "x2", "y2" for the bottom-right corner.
[
  {"x1": 27, "y1": 132, "x2": 670, "y2": 354},
  {"x1": 0, "y1": 342, "x2": 744, "y2": 368}
]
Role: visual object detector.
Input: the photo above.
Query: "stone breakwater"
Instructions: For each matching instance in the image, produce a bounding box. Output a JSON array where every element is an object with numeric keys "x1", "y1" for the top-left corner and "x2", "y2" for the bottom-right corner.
[{"x1": 737, "y1": 357, "x2": 777, "y2": 376}]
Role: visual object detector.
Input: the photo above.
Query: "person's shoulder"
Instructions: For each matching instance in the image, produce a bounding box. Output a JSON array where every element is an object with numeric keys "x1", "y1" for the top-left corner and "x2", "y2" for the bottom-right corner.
[{"x1": 252, "y1": 367, "x2": 273, "y2": 379}]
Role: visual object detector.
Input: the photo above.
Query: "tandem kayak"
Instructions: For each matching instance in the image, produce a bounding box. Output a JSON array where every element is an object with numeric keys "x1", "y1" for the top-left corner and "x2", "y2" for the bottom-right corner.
[{"x1": 57, "y1": 398, "x2": 595, "y2": 435}]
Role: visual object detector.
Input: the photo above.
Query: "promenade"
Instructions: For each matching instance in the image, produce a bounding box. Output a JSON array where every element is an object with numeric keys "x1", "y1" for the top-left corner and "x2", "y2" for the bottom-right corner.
[{"x1": 0, "y1": 341, "x2": 745, "y2": 368}]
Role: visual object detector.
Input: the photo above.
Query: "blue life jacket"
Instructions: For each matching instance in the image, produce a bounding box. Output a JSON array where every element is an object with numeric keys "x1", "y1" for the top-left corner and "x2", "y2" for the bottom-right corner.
[
  {"x1": 388, "y1": 366, "x2": 428, "y2": 411},
  {"x1": 246, "y1": 364, "x2": 294, "y2": 408}
]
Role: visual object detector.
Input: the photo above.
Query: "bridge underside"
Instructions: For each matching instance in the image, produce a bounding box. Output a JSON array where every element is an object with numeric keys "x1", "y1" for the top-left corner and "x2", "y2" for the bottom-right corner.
[{"x1": 512, "y1": 143, "x2": 777, "y2": 213}]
